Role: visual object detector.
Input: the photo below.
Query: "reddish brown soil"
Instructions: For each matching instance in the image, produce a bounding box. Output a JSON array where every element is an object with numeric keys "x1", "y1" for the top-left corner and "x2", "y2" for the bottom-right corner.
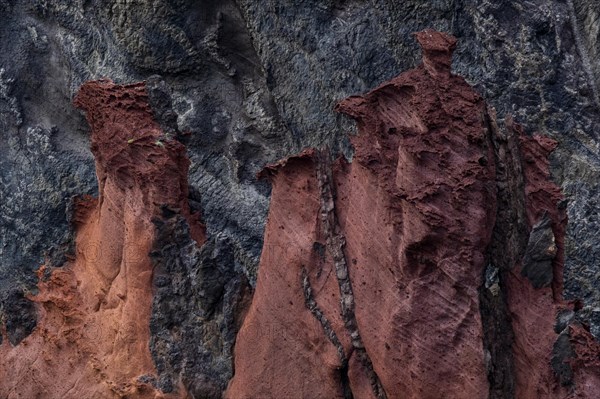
[{"x1": 0, "y1": 80, "x2": 203, "y2": 398}]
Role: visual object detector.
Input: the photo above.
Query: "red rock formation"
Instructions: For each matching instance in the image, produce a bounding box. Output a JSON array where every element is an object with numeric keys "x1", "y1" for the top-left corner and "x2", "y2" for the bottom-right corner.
[
  {"x1": 502, "y1": 119, "x2": 566, "y2": 398},
  {"x1": 227, "y1": 29, "x2": 600, "y2": 399},
  {"x1": 0, "y1": 80, "x2": 203, "y2": 398},
  {"x1": 3, "y1": 31, "x2": 600, "y2": 399},
  {"x1": 227, "y1": 30, "x2": 497, "y2": 398},
  {"x1": 568, "y1": 324, "x2": 600, "y2": 397},
  {"x1": 503, "y1": 118, "x2": 600, "y2": 399}
]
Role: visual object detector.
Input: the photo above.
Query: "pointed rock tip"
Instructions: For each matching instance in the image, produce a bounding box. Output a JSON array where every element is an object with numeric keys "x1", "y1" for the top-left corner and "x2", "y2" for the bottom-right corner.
[
  {"x1": 413, "y1": 29, "x2": 457, "y2": 53},
  {"x1": 413, "y1": 29, "x2": 457, "y2": 78},
  {"x1": 334, "y1": 95, "x2": 368, "y2": 118}
]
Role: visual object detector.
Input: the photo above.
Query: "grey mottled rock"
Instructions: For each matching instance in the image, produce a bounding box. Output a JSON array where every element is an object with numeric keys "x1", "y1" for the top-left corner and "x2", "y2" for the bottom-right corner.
[
  {"x1": 551, "y1": 329, "x2": 575, "y2": 387},
  {"x1": 149, "y1": 209, "x2": 250, "y2": 397},
  {"x1": 521, "y1": 213, "x2": 557, "y2": 288}
]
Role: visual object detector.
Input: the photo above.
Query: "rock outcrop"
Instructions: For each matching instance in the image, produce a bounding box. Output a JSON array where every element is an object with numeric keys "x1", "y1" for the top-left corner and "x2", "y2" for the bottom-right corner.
[
  {"x1": 0, "y1": 80, "x2": 205, "y2": 398},
  {"x1": 1, "y1": 2, "x2": 600, "y2": 395},
  {"x1": 2, "y1": 3, "x2": 600, "y2": 380},
  {"x1": 226, "y1": 30, "x2": 600, "y2": 399}
]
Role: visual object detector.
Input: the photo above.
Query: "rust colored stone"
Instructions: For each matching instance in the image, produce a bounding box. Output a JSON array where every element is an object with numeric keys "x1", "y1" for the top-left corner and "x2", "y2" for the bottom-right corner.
[
  {"x1": 227, "y1": 29, "x2": 600, "y2": 399},
  {"x1": 72, "y1": 195, "x2": 98, "y2": 227},
  {"x1": 569, "y1": 323, "x2": 600, "y2": 397},
  {"x1": 3, "y1": 30, "x2": 600, "y2": 399},
  {"x1": 503, "y1": 117, "x2": 600, "y2": 399},
  {"x1": 504, "y1": 119, "x2": 565, "y2": 397},
  {"x1": 0, "y1": 80, "x2": 204, "y2": 398},
  {"x1": 227, "y1": 30, "x2": 496, "y2": 399},
  {"x1": 227, "y1": 154, "x2": 351, "y2": 399},
  {"x1": 73, "y1": 79, "x2": 205, "y2": 245},
  {"x1": 413, "y1": 29, "x2": 457, "y2": 79}
]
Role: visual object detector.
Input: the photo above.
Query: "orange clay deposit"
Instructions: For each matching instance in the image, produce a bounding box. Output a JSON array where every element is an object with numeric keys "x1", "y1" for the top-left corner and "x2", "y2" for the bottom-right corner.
[{"x1": 0, "y1": 80, "x2": 204, "y2": 398}]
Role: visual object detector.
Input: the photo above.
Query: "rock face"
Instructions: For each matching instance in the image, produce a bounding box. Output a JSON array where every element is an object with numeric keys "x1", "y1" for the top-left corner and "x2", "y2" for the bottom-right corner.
[
  {"x1": 1, "y1": 1, "x2": 600, "y2": 398},
  {"x1": 227, "y1": 30, "x2": 494, "y2": 398},
  {"x1": 3, "y1": 1, "x2": 600, "y2": 345},
  {"x1": 0, "y1": 80, "x2": 206, "y2": 398},
  {"x1": 226, "y1": 29, "x2": 600, "y2": 398}
]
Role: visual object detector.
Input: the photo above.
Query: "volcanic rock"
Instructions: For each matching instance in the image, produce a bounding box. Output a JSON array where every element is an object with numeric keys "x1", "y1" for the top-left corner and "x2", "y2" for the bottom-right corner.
[
  {"x1": 0, "y1": 5, "x2": 600, "y2": 396},
  {"x1": 227, "y1": 30, "x2": 495, "y2": 399},
  {"x1": 226, "y1": 29, "x2": 600, "y2": 399},
  {"x1": 0, "y1": 80, "x2": 204, "y2": 398}
]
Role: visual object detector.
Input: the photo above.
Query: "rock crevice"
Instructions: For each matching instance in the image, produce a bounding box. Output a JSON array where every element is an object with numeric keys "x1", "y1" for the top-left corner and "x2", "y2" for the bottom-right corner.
[
  {"x1": 315, "y1": 149, "x2": 387, "y2": 399},
  {"x1": 226, "y1": 29, "x2": 600, "y2": 399},
  {"x1": 227, "y1": 29, "x2": 497, "y2": 398}
]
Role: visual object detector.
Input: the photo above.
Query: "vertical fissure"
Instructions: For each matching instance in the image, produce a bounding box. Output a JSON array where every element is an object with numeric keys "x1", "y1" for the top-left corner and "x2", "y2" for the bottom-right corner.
[
  {"x1": 315, "y1": 148, "x2": 388, "y2": 399},
  {"x1": 478, "y1": 108, "x2": 525, "y2": 399},
  {"x1": 566, "y1": 0, "x2": 600, "y2": 111},
  {"x1": 301, "y1": 267, "x2": 353, "y2": 399},
  {"x1": 478, "y1": 266, "x2": 516, "y2": 399}
]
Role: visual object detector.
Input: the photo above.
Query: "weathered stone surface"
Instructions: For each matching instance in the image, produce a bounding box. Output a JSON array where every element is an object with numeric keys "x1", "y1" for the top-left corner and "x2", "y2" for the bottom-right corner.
[
  {"x1": 521, "y1": 213, "x2": 557, "y2": 288},
  {"x1": 0, "y1": 1, "x2": 599, "y2": 398},
  {"x1": 149, "y1": 211, "x2": 251, "y2": 398},
  {"x1": 228, "y1": 30, "x2": 496, "y2": 398},
  {"x1": 227, "y1": 29, "x2": 600, "y2": 399},
  {"x1": 551, "y1": 330, "x2": 575, "y2": 387},
  {"x1": 0, "y1": 80, "x2": 205, "y2": 398},
  {"x1": 1, "y1": 0, "x2": 599, "y2": 338}
]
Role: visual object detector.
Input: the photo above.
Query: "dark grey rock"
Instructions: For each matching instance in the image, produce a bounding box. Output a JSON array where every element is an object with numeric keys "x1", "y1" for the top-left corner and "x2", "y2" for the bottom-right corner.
[
  {"x1": 590, "y1": 309, "x2": 600, "y2": 341},
  {"x1": 149, "y1": 209, "x2": 250, "y2": 398},
  {"x1": 0, "y1": 123, "x2": 96, "y2": 344},
  {"x1": 521, "y1": 213, "x2": 557, "y2": 288},
  {"x1": 146, "y1": 75, "x2": 181, "y2": 138},
  {"x1": 573, "y1": 306, "x2": 600, "y2": 342},
  {"x1": 1, "y1": 288, "x2": 37, "y2": 346},
  {"x1": 551, "y1": 329, "x2": 576, "y2": 387},
  {"x1": 555, "y1": 309, "x2": 576, "y2": 334}
]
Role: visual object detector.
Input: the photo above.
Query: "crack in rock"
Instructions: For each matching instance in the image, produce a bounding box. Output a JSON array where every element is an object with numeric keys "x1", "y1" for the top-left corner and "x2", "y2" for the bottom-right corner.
[
  {"x1": 521, "y1": 212, "x2": 557, "y2": 288},
  {"x1": 301, "y1": 267, "x2": 353, "y2": 399},
  {"x1": 315, "y1": 148, "x2": 387, "y2": 399}
]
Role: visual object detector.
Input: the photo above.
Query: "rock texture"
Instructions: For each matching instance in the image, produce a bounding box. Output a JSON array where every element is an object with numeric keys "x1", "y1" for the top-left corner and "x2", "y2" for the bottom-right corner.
[
  {"x1": 227, "y1": 30, "x2": 600, "y2": 398},
  {"x1": 0, "y1": 80, "x2": 207, "y2": 398},
  {"x1": 0, "y1": 1, "x2": 600, "y2": 398},
  {"x1": 0, "y1": 0, "x2": 599, "y2": 344}
]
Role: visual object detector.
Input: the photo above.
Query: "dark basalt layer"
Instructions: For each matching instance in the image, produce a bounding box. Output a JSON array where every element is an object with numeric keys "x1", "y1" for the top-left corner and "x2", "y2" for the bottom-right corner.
[{"x1": 149, "y1": 210, "x2": 251, "y2": 398}]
